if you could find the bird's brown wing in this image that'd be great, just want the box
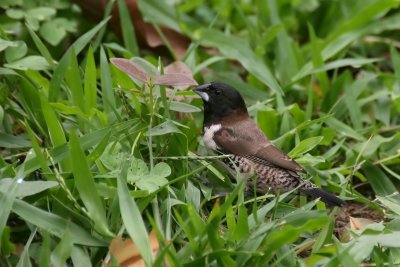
[213,119,304,173]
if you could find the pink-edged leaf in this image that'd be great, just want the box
[110,58,150,83]
[165,61,193,76]
[154,73,198,87]
[164,61,197,89]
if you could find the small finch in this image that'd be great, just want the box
[193,82,344,206]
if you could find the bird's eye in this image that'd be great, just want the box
[215,89,221,95]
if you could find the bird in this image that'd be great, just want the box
[193,82,345,206]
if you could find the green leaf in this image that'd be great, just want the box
[50,103,87,118]
[71,246,93,267]
[0,67,19,75]
[0,177,19,252]
[126,158,170,193]
[5,8,24,19]
[84,46,97,114]
[146,120,183,136]
[100,46,116,113]
[294,2,398,83]
[39,231,50,267]
[135,162,170,193]
[5,41,27,62]
[0,179,58,197]
[22,127,111,176]
[198,29,283,96]
[4,56,49,70]
[117,0,139,55]
[65,48,85,111]
[26,7,56,21]
[117,159,153,265]
[391,45,400,80]
[49,17,110,101]
[39,18,77,46]
[363,162,398,197]
[0,38,18,52]
[26,23,54,68]
[39,20,66,46]
[325,117,366,141]
[128,157,149,180]
[292,58,381,82]
[40,94,67,148]
[138,0,185,32]
[168,101,201,113]
[100,142,126,172]
[12,199,106,246]
[288,136,324,158]
[344,74,376,130]
[69,131,112,237]
[349,232,400,263]
[377,196,400,215]
[233,204,249,241]
[50,228,73,267]
[0,133,31,148]
[72,17,111,55]
[16,228,36,267]
[152,162,171,178]
[268,0,299,84]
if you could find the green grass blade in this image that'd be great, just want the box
[69,131,111,237]
[0,133,30,148]
[40,93,70,170]
[25,122,53,178]
[50,228,73,267]
[71,246,93,267]
[325,117,365,141]
[288,136,324,158]
[93,0,115,51]
[21,127,111,176]
[117,0,139,56]
[39,231,50,267]
[65,47,85,112]
[84,46,97,114]
[49,17,110,101]
[308,23,329,93]
[72,17,111,55]
[268,0,299,84]
[48,49,71,101]
[363,162,398,198]
[198,29,283,96]
[18,77,46,133]
[26,23,54,68]
[16,228,36,267]
[0,177,19,252]
[100,46,116,113]
[117,158,153,265]
[12,199,106,246]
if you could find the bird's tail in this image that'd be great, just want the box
[299,187,345,207]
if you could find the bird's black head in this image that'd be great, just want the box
[193,82,248,125]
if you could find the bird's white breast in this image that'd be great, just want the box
[202,124,222,150]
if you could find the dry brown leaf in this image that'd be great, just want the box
[349,216,377,232]
[154,73,198,87]
[110,58,150,83]
[108,230,159,267]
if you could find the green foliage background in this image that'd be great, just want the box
[1,0,400,266]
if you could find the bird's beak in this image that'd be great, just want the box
[193,83,211,102]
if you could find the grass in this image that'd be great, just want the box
[1,0,400,266]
